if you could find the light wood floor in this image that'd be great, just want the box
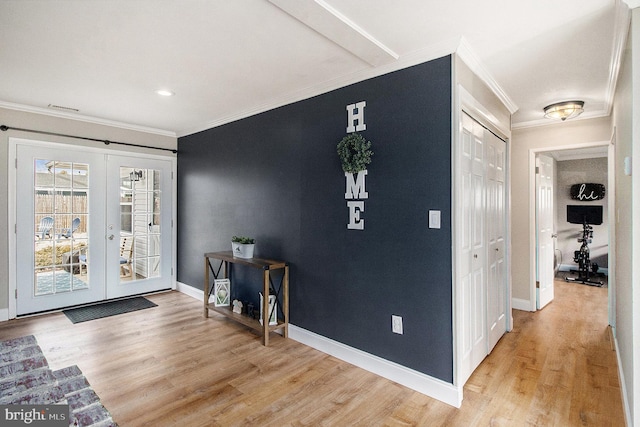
[0,280,624,426]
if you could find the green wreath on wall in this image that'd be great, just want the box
[337,132,373,173]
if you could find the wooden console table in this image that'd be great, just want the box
[204,251,289,346]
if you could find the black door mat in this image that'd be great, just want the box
[63,296,157,324]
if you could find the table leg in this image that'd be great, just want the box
[204,256,210,318]
[263,269,269,346]
[283,265,289,338]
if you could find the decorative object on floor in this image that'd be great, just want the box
[259,292,278,326]
[246,302,255,319]
[570,183,605,201]
[231,236,255,259]
[63,296,157,324]
[214,278,230,307]
[0,335,118,426]
[232,299,243,314]
[543,100,584,121]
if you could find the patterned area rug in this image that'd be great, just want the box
[0,335,117,427]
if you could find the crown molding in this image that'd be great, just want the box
[604,0,632,115]
[455,37,519,115]
[0,100,177,138]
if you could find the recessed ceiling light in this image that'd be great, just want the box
[156,89,175,97]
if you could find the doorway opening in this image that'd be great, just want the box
[530,143,614,326]
[9,138,176,318]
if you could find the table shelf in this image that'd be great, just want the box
[204,251,289,346]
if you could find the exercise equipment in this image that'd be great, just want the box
[564,205,604,287]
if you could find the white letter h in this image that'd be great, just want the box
[346,101,366,133]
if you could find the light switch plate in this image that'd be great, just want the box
[429,210,441,229]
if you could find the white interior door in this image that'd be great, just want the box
[459,112,487,384]
[105,155,173,299]
[486,132,507,352]
[15,141,174,315]
[16,144,107,315]
[536,154,555,309]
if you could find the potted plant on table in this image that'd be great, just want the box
[231,235,255,259]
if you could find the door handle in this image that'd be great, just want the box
[473,254,478,259]
[108,234,114,240]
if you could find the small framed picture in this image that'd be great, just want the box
[259,292,278,326]
[214,279,230,307]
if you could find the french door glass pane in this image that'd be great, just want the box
[34,159,90,296]
[119,167,161,282]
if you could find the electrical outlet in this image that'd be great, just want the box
[392,315,403,334]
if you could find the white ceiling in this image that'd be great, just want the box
[0,0,629,138]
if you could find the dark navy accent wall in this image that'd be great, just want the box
[178,56,453,381]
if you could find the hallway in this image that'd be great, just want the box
[463,279,624,425]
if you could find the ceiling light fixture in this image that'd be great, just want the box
[543,100,584,121]
[155,89,174,97]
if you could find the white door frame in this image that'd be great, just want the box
[527,140,614,325]
[8,137,177,319]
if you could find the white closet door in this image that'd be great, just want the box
[459,112,487,384]
[486,131,507,352]
[458,112,508,384]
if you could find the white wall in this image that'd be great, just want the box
[555,157,609,272]
[612,6,639,424]
[0,107,177,315]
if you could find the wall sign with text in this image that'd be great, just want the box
[339,101,373,230]
[570,183,605,201]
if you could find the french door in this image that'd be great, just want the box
[15,141,173,315]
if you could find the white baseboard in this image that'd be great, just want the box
[176,281,462,408]
[612,331,632,426]
[176,281,207,301]
[288,324,462,408]
[512,297,534,311]
[0,308,8,322]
